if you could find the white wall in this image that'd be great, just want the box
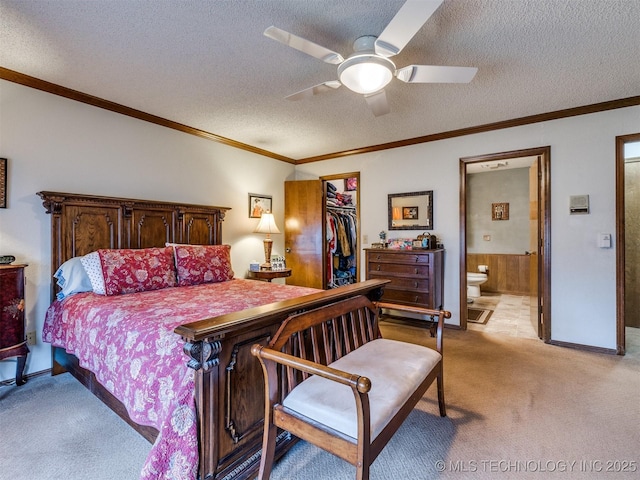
[2,79,637,382]
[0,80,295,381]
[467,168,530,254]
[295,105,640,351]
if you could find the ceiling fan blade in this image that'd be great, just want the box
[396,65,478,83]
[364,89,390,117]
[285,81,342,101]
[375,0,443,57]
[264,26,344,65]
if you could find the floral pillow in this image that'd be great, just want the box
[98,247,177,296]
[173,244,235,287]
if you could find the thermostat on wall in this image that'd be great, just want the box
[569,195,589,214]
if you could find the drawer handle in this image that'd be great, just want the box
[376,255,381,260]
[414,281,418,288]
[414,268,418,274]
[376,265,381,271]
[414,296,419,302]
[414,256,419,263]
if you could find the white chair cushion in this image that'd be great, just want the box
[282,338,441,440]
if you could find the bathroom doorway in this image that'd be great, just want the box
[616,133,640,355]
[460,147,551,341]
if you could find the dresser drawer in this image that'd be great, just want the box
[368,273,430,292]
[381,289,430,306]
[364,248,443,311]
[368,262,430,276]
[367,251,431,265]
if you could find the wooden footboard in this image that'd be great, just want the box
[174,279,388,480]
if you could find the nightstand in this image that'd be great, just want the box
[247,268,292,282]
[0,264,29,386]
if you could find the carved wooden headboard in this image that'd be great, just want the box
[38,191,231,279]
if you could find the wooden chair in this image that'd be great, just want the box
[251,295,450,480]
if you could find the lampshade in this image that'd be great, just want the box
[337,54,395,95]
[254,213,280,270]
[254,213,280,235]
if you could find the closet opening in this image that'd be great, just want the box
[322,173,360,289]
[284,173,360,290]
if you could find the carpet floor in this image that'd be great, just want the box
[0,372,150,480]
[1,326,639,479]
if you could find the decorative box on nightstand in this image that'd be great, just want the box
[0,264,29,386]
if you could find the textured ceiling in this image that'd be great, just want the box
[1,0,639,161]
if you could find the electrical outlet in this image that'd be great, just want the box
[26,331,37,346]
[363,234,368,244]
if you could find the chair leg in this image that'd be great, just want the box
[437,370,446,417]
[356,461,370,480]
[257,418,278,480]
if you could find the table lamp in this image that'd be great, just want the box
[254,212,280,270]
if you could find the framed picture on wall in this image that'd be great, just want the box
[0,158,7,209]
[402,206,418,220]
[492,202,509,220]
[249,193,272,218]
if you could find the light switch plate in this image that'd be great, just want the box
[598,233,611,248]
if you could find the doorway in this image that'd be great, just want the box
[284,172,360,289]
[460,147,551,341]
[616,133,640,355]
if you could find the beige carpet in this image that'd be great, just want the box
[271,324,640,479]
[1,325,639,479]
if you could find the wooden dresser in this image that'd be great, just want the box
[0,264,29,385]
[365,249,444,310]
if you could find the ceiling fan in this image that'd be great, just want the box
[264,0,477,116]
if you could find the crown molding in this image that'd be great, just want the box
[3,67,638,165]
[296,95,640,164]
[0,67,296,165]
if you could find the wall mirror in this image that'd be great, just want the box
[388,191,433,230]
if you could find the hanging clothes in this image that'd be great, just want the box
[326,206,357,288]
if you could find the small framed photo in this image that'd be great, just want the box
[492,202,509,220]
[344,177,358,191]
[0,158,7,209]
[249,193,272,218]
[402,206,418,220]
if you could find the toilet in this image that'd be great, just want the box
[467,265,488,298]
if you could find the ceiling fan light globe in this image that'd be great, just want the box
[338,55,395,95]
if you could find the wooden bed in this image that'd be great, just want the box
[38,191,387,480]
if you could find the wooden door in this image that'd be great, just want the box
[623,142,640,328]
[529,158,540,336]
[284,180,324,288]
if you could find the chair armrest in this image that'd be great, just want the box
[251,344,371,394]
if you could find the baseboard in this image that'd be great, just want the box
[547,339,617,355]
[0,368,51,387]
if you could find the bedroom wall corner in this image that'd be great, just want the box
[294,105,640,351]
[0,79,295,382]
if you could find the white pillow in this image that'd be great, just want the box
[80,251,106,295]
[54,256,93,300]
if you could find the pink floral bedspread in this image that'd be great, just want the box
[42,279,318,480]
